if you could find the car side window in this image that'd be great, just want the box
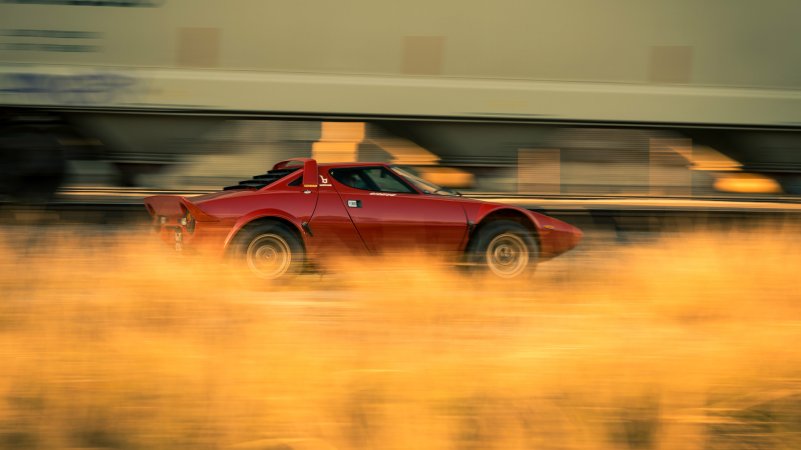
[330,167,415,193]
[362,167,415,193]
[330,168,372,190]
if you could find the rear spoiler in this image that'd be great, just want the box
[143,195,217,222]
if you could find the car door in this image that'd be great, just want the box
[306,179,371,261]
[326,166,468,255]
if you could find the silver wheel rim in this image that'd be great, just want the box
[246,233,292,279]
[486,233,529,278]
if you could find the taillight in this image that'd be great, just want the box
[181,211,196,233]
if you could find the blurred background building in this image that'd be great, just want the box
[1,0,800,203]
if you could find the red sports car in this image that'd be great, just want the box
[145,158,582,279]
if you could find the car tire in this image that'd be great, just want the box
[467,220,538,279]
[233,222,305,280]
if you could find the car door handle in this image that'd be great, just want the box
[347,200,361,208]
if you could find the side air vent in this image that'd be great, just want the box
[223,168,299,191]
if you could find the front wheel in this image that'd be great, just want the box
[467,220,538,279]
[233,222,305,280]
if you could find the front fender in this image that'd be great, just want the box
[465,203,581,259]
[525,210,583,259]
[470,204,543,228]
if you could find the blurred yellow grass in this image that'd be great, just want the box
[1,225,801,449]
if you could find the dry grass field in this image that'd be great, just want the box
[1,224,801,449]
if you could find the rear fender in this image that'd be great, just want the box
[223,209,306,250]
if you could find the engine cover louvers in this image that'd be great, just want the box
[223,168,298,191]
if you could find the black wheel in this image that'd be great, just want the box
[232,222,305,280]
[467,220,538,278]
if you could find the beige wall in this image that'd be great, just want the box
[2,1,800,125]
[3,0,801,89]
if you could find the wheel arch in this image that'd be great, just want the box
[224,213,306,254]
[469,208,540,253]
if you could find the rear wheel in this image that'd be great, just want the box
[233,222,305,280]
[468,220,538,278]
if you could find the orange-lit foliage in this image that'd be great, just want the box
[1,224,800,449]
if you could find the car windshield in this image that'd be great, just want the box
[390,166,461,196]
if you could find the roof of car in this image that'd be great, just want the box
[273,159,394,170]
[224,161,400,191]
[316,162,390,168]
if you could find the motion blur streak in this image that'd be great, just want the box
[1,225,801,450]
